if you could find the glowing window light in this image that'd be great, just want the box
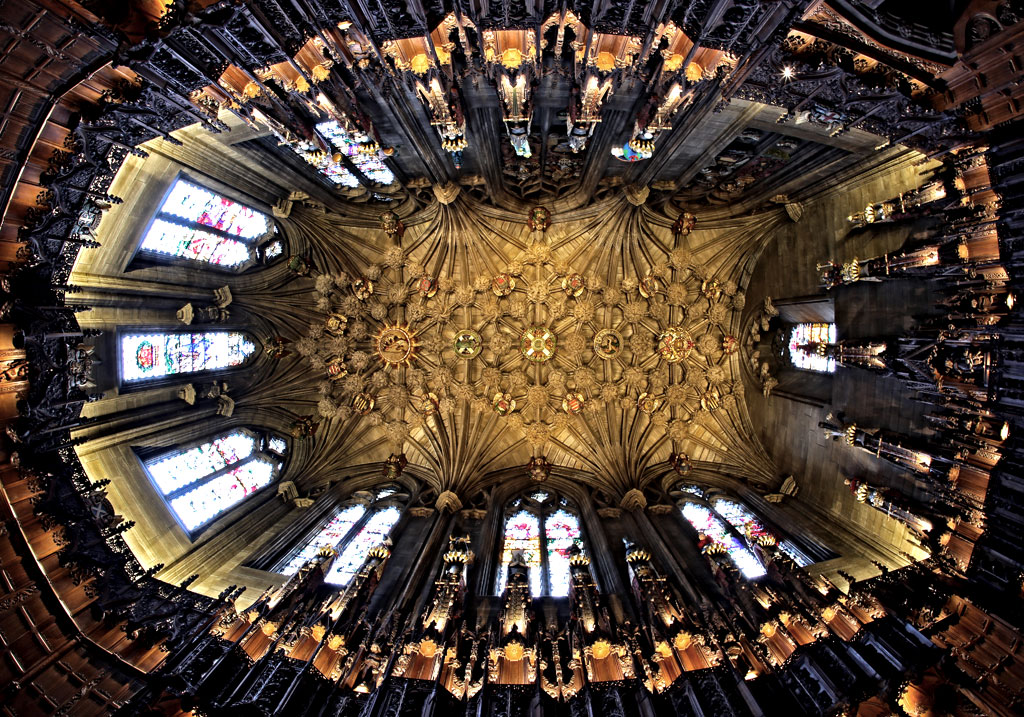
[712,498,774,543]
[326,507,400,586]
[160,178,270,239]
[281,504,366,576]
[147,430,256,495]
[545,510,582,598]
[495,510,542,596]
[120,331,256,383]
[141,219,252,267]
[788,322,836,373]
[316,120,395,185]
[267,436,287,455]
[681,502,766,579]
[138,178,270,267]
[168,457,276,532]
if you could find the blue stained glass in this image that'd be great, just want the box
[681,502,766,580]
[495,510,542,596]
[326,506,400,586]
[169,457,276,531]
[788,322,836,373]
[545,509,581,598]
[147,430,256,494]
[281,504,366,576]
[120,332,255,383]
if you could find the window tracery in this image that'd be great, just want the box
[120,331,256,383]
[326,506,401,586]
[495,494,583,597]
[142,429,285,534]
[137,177,276,269]
[680,502,767,580]
[280,504,366,577]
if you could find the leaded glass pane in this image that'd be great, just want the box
[161,179,270,240]
[139,219,252,267]
[777,540,813,567]
[545,510,581,598]
[495,510,542,596]
[147,431,256,495]
[286,131,360,187]
[267,436,287,455]
[121,332,256,382]
[326,506,400,586]
[169,457,276,531]
[788,322,836,373]
[712,499,776,548]
[281,504,366,576]
[317,121,396,185]
[681,502,766,580]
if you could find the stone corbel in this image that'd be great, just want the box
[176,303,194,325]
[277,481,299,503]
[177,384,196,405]
[214,286,232,307]
[216,395,235,417]
[272,198,293,218]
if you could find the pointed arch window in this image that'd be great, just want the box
[142,428,286,535]
[120,330,256,383]
[495,494,583,597]
[711,498,813,568]
[137,177,277,269]
[272,487,406,587]
[681,502,767,580]
[280,504,366,577]
[326,506,401,586]
[788,322,836,373]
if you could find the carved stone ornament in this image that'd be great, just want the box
[624,183,649,206]
[435,490,463,513]
[432,182,461,204]
[620,488,647,511]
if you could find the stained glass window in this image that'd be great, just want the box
[143,429,284,534]
[788,322,836,373]
[326,506,401,586]
[285,133,361,188]
[267,436,287,455]
[170,458,275,532]
[147,430,256,494]
[545,510,582,598]
[711,498,813,567]
[120,331,256,383]
[281,504,366,576]
[495,501,585,597]
[681,502,766,580]
[316,121,396,186]
[496,510,542,596]
[138,178,272,268]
